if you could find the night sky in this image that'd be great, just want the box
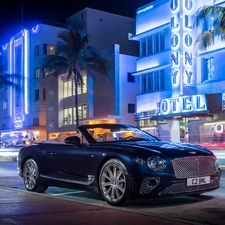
[0,0,154,45]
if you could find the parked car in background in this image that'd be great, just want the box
[17,123,222,206]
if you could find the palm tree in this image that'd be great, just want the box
[194,5,225,51]
[44,26,110,129]
[0,65,22,146]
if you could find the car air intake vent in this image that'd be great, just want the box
[172,156,216,178]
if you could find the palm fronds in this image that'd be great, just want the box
[43,26,111,129]
[194,5,225,51]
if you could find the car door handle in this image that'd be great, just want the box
[49,152,56,157]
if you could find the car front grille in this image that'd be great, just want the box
[172,156,216,178]
[159,177,220,195]
[139,156,218,195]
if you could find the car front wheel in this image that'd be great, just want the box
[99,159,130,206]
[23,158,48,193]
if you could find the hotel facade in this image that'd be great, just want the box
[132,0,225,143]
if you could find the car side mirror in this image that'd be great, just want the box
[65,136,81,145]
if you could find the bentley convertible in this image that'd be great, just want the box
[17,123,222,206]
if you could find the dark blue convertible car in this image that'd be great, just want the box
[17,123,222,206]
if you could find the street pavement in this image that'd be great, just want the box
[0,186,193,225]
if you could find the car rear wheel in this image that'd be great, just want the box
[99,159,130,206]
[23,159,48,193]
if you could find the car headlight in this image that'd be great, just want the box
[147,157,166,171]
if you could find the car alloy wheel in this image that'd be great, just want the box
[23,159,48,192]
[99,159,130,206]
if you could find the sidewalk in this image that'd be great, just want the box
[0,186,193,225]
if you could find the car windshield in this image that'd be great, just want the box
[78,124,159,143]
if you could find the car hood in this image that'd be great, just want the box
[116,141,214,158]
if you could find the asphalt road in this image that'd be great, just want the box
[0,161,224,225]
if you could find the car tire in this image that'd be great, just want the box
[99,159,130,206]
[23,158,48,193]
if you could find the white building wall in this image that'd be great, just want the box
[119,54,139,125]
[136,0,170,35]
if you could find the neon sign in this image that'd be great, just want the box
[170,0,181,95]
[13,114,24,128]
[158,94,207,115]
[170,0,195,96]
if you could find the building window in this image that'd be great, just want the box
[16,93,21,107]
[43,88,46,100]
[141,69,165,93]
[141,31,165,57]
[63,80,73,98]
[35,68,40,79]
[203,57,214,82]
[127,72,135,83]
[63,76,87,98]
[43,44,55,55]
[63,108,73,125]
[63,104,87,125]
[35,45,39,57]
[44,67,55,77]
[78,75,87,94]
[33,118,39,126]
[128,103,135,113]
[128,33,133,40]
[34,89,39,101]
[3,99,7,110]
[141,38,146,56]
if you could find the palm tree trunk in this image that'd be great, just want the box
[74,72,79,130]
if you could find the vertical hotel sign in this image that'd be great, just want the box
[170,0,195,97]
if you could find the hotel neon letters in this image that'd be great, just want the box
[170,0,194,96]
[158,94,207,115]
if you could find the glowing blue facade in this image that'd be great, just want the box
[1,30,29,127]
[133,0,225,143]
[0,24,65,142]
[0,8,140,143]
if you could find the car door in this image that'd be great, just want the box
[45,143,95,184]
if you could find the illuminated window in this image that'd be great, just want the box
[35,45,39,57]
[35,68,40,79]
[3,99,7,110]
[63,76,87,98]
[63,104,87,125]
[78,75,87,94]
[141,69,165,93]
[43,44,55,55]
[63,108,73,125]
[44,68,55,76]
[203,57,214,82]
[63,80,73,97]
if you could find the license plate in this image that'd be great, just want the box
[187,176,210,186]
